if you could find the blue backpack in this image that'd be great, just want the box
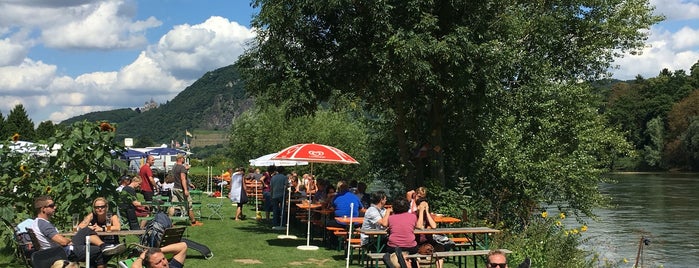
[139,212,172,247]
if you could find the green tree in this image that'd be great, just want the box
[683,117,699,170]
[0,111,5,140]
[134,135,156,148]
[643,116,664,168]
[239,0,661,189]
[5,104,35,142]
[238,0,659,226]
[228,105,369,179]
[35,120,57,142]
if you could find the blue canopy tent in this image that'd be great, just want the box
[117,149,148,160]
[146,147,187,156]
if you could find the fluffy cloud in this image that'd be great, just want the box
[611,1,699,80]
[148,16,255,80]
[0,1,254,123]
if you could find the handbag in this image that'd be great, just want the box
[432,234,455,251]
[417,242,434,255]
[239,188,249,204]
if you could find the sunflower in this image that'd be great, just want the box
[99,122,115,132]
[12,133,20,142]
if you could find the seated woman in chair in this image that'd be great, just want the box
[79,197,121,244]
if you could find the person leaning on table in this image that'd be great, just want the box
[131,242,188,268]
[487,249,508,268]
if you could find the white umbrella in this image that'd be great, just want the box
[249,153,309,167]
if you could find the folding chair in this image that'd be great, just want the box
[118,257,138,268]
[31,246,69,268]
[206,196,225,220]
[1,218,33,267]
[190,190,204,220]
[158,226,187,248]
[26,229,69,268]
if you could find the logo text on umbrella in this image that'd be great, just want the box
[308,151,325,158]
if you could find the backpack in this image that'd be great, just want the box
[139,212,172,247]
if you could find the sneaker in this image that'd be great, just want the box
[101,243,126,256]
[191,221,204,226]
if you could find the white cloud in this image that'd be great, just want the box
[0,0,258,123]
[148,16,255,79]
[651,0,699,20]
[0,59,56,91]
[41,1,161,49]
[0,38,27,66]
[611,1,699,80]
[0,0,161,50]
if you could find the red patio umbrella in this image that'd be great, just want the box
[271,143,359,164]
[271,143,358,251]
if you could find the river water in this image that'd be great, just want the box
[574,173,699,267]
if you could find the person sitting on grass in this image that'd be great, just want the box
[131,242,188,268]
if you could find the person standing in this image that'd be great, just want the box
[261,166,274,221]
[171,154,203,226]
[270,166,287,226]
[139,155,157,201]
[228,167,248,221]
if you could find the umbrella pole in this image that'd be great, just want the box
[345,203,354,268]
[277,187,297,239]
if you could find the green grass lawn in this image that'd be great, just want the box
[1,196,485,267]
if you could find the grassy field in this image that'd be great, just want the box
[1,196,485,267]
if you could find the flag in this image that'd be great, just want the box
[185,130,193,137]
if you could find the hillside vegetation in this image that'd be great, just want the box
[60,65,252,146]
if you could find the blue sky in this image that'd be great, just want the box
[1,0,699,124]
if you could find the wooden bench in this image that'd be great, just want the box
[366,249,512,268]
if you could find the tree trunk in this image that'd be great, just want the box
[429,92,446,187]
[393,103,415,189]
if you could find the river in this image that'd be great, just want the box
[575,173,699,267]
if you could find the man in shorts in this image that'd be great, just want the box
[170,154,203,226]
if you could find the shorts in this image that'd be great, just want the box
[171,189,192,210]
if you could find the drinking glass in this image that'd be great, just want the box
[72,214,80,232]
[105,213,112,232]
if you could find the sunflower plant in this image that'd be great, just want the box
[0,121,126,229]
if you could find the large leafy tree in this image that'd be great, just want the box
[228,105,369,179]
[238,0,660,224]
[35,120,57,142]
[0,112,6,140]
[5,104,35,142]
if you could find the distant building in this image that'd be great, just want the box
[143,98,158,111]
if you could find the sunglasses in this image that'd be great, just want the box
[488,263,507,268]
[94,205,107,210]
[45,203,56,208]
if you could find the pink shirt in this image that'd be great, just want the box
[387,212,417,248]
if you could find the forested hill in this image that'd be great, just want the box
[60,65,253,144]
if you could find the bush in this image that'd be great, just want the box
[492,211,592,267]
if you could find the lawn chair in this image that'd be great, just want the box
[190,189,204,220]
[1,217,33,267]
[31,246,69,268]
[158,226,187,247]
[26,228,70,268]
[206,195,225,220]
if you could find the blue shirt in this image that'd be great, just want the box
[333,190,363,218]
